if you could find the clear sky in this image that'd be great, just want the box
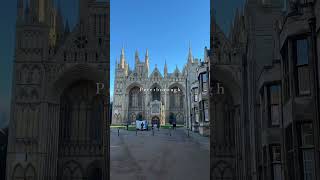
[110,0,210,99]
[0,1,17,128]
[0,0,244,127]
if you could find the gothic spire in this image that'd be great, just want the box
[145,49,149,67]
[175,65,180,72]
[188,43,193,63]
[135,50,139,63]
[164,60,168,77]
[120,48,125,69]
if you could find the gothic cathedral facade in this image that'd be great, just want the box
[112,48,200,126]
[6,0,110,179]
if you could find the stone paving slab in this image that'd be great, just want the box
[110,128,210,180]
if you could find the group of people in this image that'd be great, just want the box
[151,122,160,130]
[126,120,177,131]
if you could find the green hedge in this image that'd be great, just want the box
[110,124,183,131]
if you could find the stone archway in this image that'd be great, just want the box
[61,161,84,180]
[12,164,37,180]
[212,161,234,180]
[12,164,24,180]
[128,86,143,108]
[151,116,160,125]
[87,161,103,180]
[25,164,36,180]
[59,80,103,144]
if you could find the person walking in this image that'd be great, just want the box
[141,122,144,131]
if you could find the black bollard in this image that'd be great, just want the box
[136,129,137,136]
[118,128,120,136]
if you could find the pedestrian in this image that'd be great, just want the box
[141,122,144,131]
[173,121,176,130]
[157,122,160,131]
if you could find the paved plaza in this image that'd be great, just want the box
[110,128,209,180]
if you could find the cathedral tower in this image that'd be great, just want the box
[7,1,110,180]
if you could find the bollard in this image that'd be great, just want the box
[118,128,120,136]
[136,129,137,136]
[188,128,190,137]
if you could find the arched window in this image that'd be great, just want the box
[169,86,184,109]
[152,87,161,101]
[129,87,143,108]
[59,80,102,144]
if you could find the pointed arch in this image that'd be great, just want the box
[150,83,162,101]
[62,161,84,180]
[128,86,143,108]
[212,161,234,180]
[25,164,36,180]
[168,83,184,110]
[12,164,24,180]
[31,65,41,83]
[87,160,103,180]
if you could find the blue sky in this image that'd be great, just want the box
[0,1,17,128]
[110,0,210,99]
[0,0,244,127]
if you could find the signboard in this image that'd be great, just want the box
[136,120,148,130]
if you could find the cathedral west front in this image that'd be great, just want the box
[6,0,110,179]
[112,47,200,126]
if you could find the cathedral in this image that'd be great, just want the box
[112,48,199,126]
[7,0,110,179]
